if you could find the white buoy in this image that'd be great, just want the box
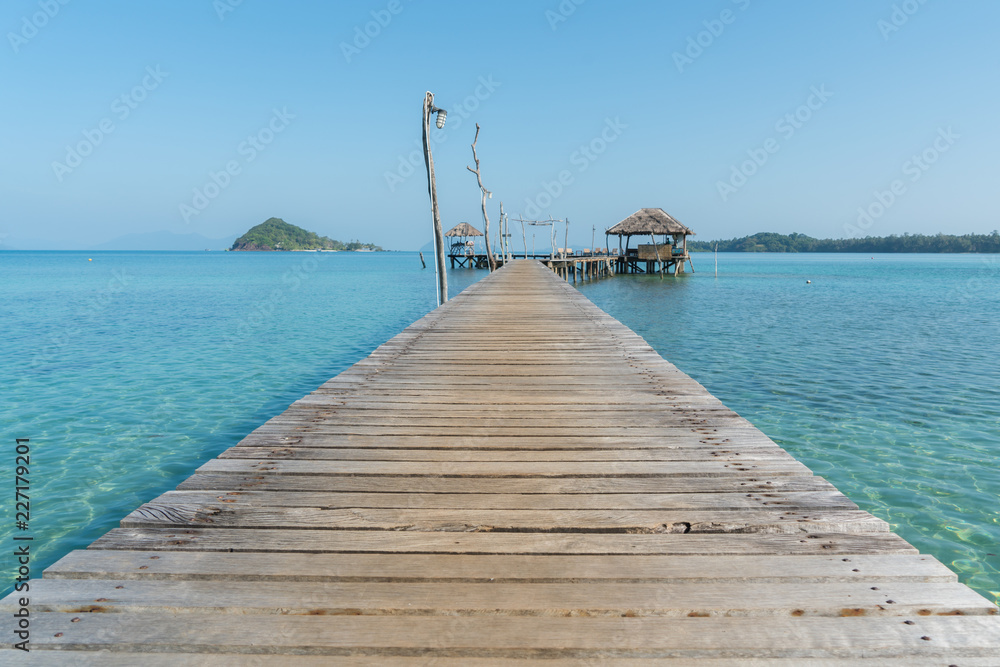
[806,280,811,284]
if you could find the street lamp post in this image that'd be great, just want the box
[422,91,448,306]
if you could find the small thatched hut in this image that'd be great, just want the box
[445,222,484,239]
[606,208,695,275]
[445,222,484,265]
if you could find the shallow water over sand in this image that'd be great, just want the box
[2,251,997,603]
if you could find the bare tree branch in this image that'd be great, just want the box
[466,123,496,272]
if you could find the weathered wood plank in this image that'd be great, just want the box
[176,472,836,494]
[140,490,859,511]
[44,551,958,584]
[194,458,814,477]
[10,613,1000,657]
[260,417,754,429]
[249,425,759,437]
[221,446,796,462]
[12,579,996,618]
[121,504,888,534]
[6,654,1000,667]
[229,433,777,449]
[89,528,917,555]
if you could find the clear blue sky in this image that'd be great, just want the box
[2,0,998,250]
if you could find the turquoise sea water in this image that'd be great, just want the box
[579,253,1000,603]
[1,251,998,604]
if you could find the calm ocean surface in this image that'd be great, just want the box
[2,251,997,603]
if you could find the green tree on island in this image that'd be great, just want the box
[688,231,1000,253]
[230,218,382,251]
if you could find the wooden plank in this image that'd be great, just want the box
[248,425,758,437]
[140,490,860,511]
[13,579,996,618]
[120,504,888,534]
[10,613,1000,657]
[44,551,959,584]
[176,473,837,494]
[274,405,743,417]
[259,416,754,428]
[18,654,1000,667]
[229,434,779,449]
[194,458,814,477]
[220,446,796,462]
[292,400,730,410]
[89,528,918,555]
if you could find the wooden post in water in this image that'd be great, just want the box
[419,252,426,269]
[649,232,664,275]
[421,92,448,304]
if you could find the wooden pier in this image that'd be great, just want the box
[545,255,616,283]
[453,252,688,279]
[4,260,998,662]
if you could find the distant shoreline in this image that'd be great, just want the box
[690,249,1000,254]
[688,231,1000,253]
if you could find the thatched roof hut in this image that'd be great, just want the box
[445,222,483,259]
[605,209,695,273]
[445,222,484,237]
[605,208,694,237]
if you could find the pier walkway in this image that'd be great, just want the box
[4,260,999,663]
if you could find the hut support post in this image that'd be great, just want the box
[422,91,448,304]
[649,233,664,275]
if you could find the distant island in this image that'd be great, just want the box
[230,218,382,252]
[688,231,1000,253]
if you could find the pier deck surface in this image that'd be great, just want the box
[4,260,999,663]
